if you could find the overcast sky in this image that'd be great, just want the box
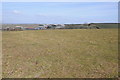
[2,2,118,24]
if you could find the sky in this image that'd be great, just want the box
[2,2,118,24]
[2,0,119,2]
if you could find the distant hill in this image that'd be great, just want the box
[64,23,118,29]
[2,23,119,29]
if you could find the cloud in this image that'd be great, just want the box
[12,10,21,14]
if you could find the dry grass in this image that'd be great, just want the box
[2,29,118,78]
[0,31,2,79]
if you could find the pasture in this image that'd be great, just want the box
[2,29,118,78]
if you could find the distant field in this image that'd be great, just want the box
[2,29,118,78]
[94,23,118,28]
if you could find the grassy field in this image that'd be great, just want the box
[2,29,118,78]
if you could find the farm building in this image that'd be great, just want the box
[5,27,10,31]
[55,24,65,29]
[2,27,12,31]
[46,24,65,29]
[25,27,35,30]
[37,24,48,29]
[14,26,24,31]
[35,27,44,30]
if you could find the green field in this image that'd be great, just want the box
[2,29,118,78]
[94,23,118,28]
